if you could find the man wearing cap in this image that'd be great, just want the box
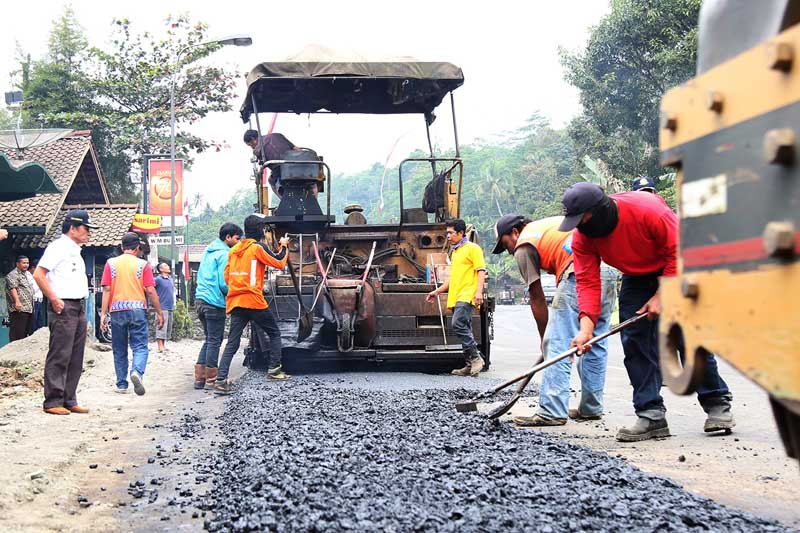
[426,218,487,376]
[5,255,35,342]
[632,176,657,194]
[100,232,164,396]
[33,209,97,415]
[492,214,617,426]
[560,182,734,442]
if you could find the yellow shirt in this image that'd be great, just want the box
[447,241,486,308]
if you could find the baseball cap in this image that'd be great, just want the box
[492,214,525,254]
[121,232,144,248]
[558,182,605,232]
[65,209,99,229]
[632,176,656,192]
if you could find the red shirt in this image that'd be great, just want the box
[573,191,678,324]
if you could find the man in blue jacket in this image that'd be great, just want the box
[193,222,243,389]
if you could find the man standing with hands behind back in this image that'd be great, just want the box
[33,209,97,415]
[426,219,487,377]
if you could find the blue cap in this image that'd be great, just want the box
[632,176,656,192]
[558,182,605,231]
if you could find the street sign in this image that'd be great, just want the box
[149,235,184,245]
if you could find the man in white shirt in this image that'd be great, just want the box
[33,209,97,415]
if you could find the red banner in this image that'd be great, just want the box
[148,159,183,216]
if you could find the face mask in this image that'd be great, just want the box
[577,196,619,238]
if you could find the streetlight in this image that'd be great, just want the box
[169,34,252,299]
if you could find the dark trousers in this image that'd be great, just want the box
[619,274,731,420]
[217,306,282,380]
[9,311,32,341]
[43,300,87,409]
[451,301,478,361]
[196,299,226,369]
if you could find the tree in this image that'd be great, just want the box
[17,11,239,202]
[560,0,701,185]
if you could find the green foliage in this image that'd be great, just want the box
[560,0,701,187]
[171,299,193,340]
[15,9,238,202]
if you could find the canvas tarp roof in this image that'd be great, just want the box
[240,46,464,120]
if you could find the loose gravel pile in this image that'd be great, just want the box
[200,373,789,532]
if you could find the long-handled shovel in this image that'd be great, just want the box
[429,255,447,346]
[455,313,647,418]
[286,250,313,343]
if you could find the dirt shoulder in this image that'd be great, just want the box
[0,331,242,532]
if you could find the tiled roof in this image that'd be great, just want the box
[0,132,93,228]
[17,204,138,249]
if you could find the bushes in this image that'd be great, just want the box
[171,300,194,340]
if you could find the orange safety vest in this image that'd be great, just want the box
[514,216,574,284]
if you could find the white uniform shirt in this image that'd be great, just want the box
[38,234,89,299]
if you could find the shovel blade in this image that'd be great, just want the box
[455,400,479,413]
[487,392,522,419]
[296,312,313,343]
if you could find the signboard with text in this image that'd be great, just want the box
[147,159,183,216]
[149,235,184,245]
[131,213,162,234]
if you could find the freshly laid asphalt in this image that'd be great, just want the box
[196,372,789,533]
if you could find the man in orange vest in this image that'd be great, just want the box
[492,214,617,426]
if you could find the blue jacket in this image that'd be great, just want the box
[194,239,231,309]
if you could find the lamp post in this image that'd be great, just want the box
[169,34,252,294]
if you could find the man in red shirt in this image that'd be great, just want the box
[560,183,734,442]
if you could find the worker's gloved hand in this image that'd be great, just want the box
[636,292,661,320]
[279,236,290,248]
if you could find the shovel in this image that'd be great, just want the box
[286,254,313,343]
[455,313,647,418]
[310,242,336,312]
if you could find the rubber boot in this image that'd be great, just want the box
[704,403,736,433]
[205,367,218,388]
[616,417,670,442]
[194,364,206,390]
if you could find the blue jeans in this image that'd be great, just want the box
[110,309,149,389]
[196,300,226,369]
[619,273,731,421]
[538,268,618,420]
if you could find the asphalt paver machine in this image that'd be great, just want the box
[658,0,800,463]
[239,50,493,368]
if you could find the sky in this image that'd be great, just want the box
[0,0,610,209]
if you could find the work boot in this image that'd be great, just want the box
[704,403,736,433]
[616,417,670,442]
[569,409,602,421]
[451,364,471,376]
[205,367,218,387]
[513,414,566,427]
[213,380,233,395]
[267,366,290,381]
[194,364,206,390]
[468,355,485,376]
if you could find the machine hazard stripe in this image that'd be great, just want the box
[683,232,800,269]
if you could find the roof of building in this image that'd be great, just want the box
[14,204,139,249]
[0,130,110,231]
[0,131,136,250]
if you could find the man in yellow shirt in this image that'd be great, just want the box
[426,219,487,376]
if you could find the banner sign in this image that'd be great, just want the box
[147,159,183,216]
[131,213,162,234]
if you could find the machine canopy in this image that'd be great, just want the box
[240,46,464,121]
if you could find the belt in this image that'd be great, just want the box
[61,298,84,302]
